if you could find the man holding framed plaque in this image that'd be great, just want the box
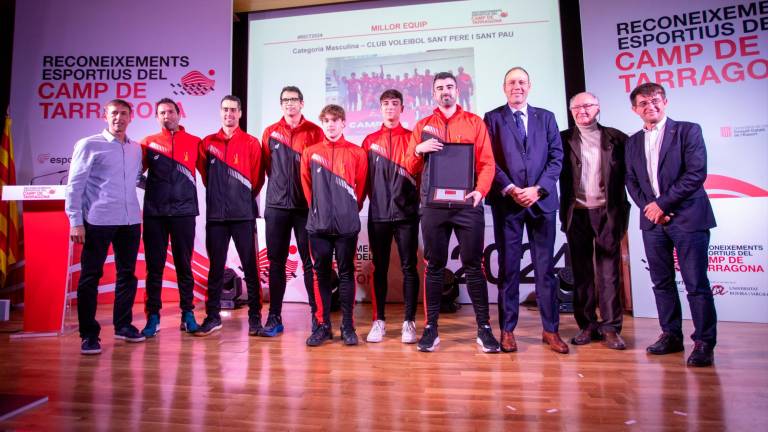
[406,72,499,353]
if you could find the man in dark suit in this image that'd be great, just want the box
[625,82,717,367]
[484,67,567,354]
[559,92,629,350]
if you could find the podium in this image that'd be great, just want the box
[2,185,69,336]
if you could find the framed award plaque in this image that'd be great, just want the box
[426,142,474,208]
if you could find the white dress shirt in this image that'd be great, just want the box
[502,104,529,194]
[643,116,667,197]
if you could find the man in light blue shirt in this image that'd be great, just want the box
[65,99,145,355]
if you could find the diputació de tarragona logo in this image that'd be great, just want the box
[471,9,507,25]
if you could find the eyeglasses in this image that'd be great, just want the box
[635,97,664,109]
[570,103,598,111]
[281,97,301,104]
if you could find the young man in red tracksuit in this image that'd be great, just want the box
[406,72,500,353]
[362,89,420,344]
[196,95,265,336]
[139,98,201,337]
[301,104,367,346]
[260,86,324,337]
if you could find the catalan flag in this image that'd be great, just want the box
[0,112,21,288]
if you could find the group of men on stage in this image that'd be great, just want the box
[65,67,718,367]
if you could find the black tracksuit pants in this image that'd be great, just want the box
[264,207,315,317]
[309,233,358,329]
[205,220,262,320]
[368,219,419,322]
[143,215,196,316]
[421,205,490,328]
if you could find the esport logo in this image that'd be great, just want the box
[37,153,72,165]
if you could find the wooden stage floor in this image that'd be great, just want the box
[0,303,766,431]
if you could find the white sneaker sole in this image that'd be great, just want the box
[115,335,146,343]
[80,348,101,355]
[142,328,160,338]
[476,337,501,353]
[418,336,440,352]
[194,324,223,337]
[366,332,384,343]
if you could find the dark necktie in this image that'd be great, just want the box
[513,110,527,141]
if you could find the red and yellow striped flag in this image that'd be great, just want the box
[0,113,21,288]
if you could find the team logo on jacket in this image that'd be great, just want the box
[423,125,442,139]
[234,153,239,165]
[311,153,331,170]
[270,131,288,145]
[170,70,216,96]
[149,142,169,153]
[370,143,388,157]
[208,146,224,159]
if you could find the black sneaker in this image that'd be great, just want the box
[81,336,102,355]
[261,314,284,337]
[114,325,146,343]
[248,315,263,336]
[311,315,319,333]
[417,324,440,352]
[341,326,359,346]
[646,332,684,355]
[687,341,714,367]
[476,325,501,353]
[306,323,333,347]
[195,316,223,337]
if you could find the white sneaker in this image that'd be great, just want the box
[366,320,386,343]
[401,320,417,344]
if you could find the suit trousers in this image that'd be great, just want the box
[143,215,196,316]
[566,207,623,333]
[77,222,141,339]
[642,224,717,346]
[492,203,559,333]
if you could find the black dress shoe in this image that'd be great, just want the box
[687,341,714,367]
[646,332,684,355]
[570,326,602,345]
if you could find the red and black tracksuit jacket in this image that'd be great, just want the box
[197,127,264,221]
[301,136,367,235]
[362,123,419,222]
[141,126,201,217]
[261,116,324,209]
[406,105,496,205]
